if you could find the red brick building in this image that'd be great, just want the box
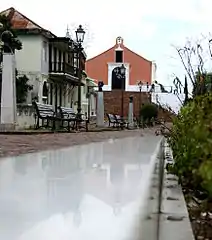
[85,37,157,117]
[86,37,156,91]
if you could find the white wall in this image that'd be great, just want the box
[40,36,49,75]
[15,35,43,73]
[15,35,50,103]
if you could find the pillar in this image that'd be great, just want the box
[96,81,105,127]
[96,91,104,127]
[128,96,134,129]
[0,53,17,130]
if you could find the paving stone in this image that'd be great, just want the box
[0,128,156,158]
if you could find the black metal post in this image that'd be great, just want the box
[120,75,125,130]
[77,45,82,120]
[87,84,90,123]
[139,86,142,127]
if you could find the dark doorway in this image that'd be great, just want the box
[42,81,48,97]
[111,67,125,90]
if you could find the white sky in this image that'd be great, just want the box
[1,0,212,85]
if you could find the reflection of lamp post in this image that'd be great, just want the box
[137,81,143,127]
[119,64,126,130]
[75,25,85,120]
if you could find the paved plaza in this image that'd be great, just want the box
[0,128,157,158]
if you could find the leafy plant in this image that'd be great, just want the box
[168,93,212,196]
[0,14,22,52]
[16,72,33,103]
[140,103,158,125]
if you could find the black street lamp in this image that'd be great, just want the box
[119,64,126,130]
[75,25,85,120]
[137,80,143,127]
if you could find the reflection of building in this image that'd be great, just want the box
[84,162,142,214]
[42,150,84,217]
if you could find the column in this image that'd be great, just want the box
[0,53,17,130]
[128,96,134,129]
[96,81,105,127]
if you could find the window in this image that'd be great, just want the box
[115,51,123,63]
[43,41,48,62]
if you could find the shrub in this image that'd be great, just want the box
[168,93,212,197]
[140,103,158,124]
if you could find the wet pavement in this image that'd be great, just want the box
[0,134,161,240]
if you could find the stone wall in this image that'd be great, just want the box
[103,90,151,118]
[16,104,35,129]
[103,90,174,122]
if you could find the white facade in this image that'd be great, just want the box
[14,34,94,114]
[15,35,49,103]
[103,62,157,92]
[15,35,45,73]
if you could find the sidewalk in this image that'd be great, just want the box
[0,128,157,158]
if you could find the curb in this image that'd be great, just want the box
[159,140,194,240]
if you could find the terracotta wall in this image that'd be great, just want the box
[86,39,152,86]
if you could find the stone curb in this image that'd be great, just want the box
[159,140,194,240]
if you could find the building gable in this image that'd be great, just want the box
[86,37,153,88]
[1,7,43,30]
[0,7,55,38]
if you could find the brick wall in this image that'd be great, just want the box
[103,90,174,122]
[103,90,151,118]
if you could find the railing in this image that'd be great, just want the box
[49,62,78,77]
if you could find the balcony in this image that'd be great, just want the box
[49,62,78,78]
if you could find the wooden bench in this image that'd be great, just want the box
[58,106,88,132]
[33,102,57,130]
[114,114,129,128]
[106,113,118,127]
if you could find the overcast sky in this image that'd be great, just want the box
[1,0,212,85]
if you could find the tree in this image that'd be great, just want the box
[173,37,212,98]
[154,81,169,93]
[0,14,22,52]
[15,71,33,104]
[140,103,158,125]
[0,14,31,104]
[184,76,189,104]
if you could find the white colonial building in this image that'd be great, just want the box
[0,7,97,128]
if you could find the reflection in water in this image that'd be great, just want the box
[73,209,82,228]
[0,136,160,240]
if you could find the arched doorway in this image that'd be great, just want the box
[111,67,125,90]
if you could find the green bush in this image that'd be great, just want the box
[168,93,212,196]
[140,103,158,124]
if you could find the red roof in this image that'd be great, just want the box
[0,7,44,30]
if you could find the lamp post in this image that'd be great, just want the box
[119,64,126,130]
[75,25,85,120]
[86,78,90,123]
[137,80,143,127]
